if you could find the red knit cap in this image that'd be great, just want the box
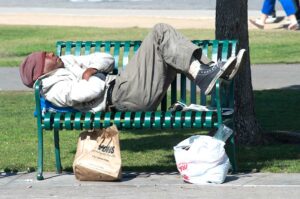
[19,52,46,88]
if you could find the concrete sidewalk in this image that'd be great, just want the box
[1,171,299,199]
[1,64,300,91]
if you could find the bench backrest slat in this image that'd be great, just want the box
[180,75,187,104]
[113,41,121,74]
[75,41,81,56]
[65,41,72,55]
[190,81,196,104]
[85,41,92,55]
[171,77,177,105]
[123,41,131,69]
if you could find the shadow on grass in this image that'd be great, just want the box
[254,88,300,133]
[120,129,211,152]
[237,143,300,172]
[242,87,300,172]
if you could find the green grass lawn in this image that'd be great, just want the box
[0,25,300,66]
[1,25,299,174]
[0,91,299,173]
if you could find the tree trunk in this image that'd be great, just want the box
[215,0,262,145]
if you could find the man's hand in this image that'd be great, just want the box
[82,68,97,81]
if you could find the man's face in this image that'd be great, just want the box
[43,52,64,74]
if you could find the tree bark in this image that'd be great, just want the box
[215,0,262,145]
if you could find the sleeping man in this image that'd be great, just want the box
[20,23,245,113]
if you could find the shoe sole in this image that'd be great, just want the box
[204,56,236,95]
[227,49,246,80]
[249,19,264,29]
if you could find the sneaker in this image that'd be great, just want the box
[221,49,246,80]
[249,19,264,29]
[265,16,277,24]
[195,56,237,95]
[265,12,277,24]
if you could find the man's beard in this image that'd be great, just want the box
[56,58,65,68]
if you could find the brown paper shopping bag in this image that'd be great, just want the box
[73,125,122,181]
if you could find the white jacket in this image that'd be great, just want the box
[39,53,116,113]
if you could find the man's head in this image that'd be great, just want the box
[19,52,64,88]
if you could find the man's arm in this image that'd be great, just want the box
[87,52,115,73]
[61,52,115,74]
[43,76,105,107]
[82,68,98,80]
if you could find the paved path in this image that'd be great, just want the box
[1,172,300,199]
[251,64,300,90]
[1,64,299,91]
[0,7,289,29]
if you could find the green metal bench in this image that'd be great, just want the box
[34,40,238,180]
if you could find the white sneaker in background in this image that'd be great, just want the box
[265,15,277,23]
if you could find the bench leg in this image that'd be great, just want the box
[54,129,62,174]
[37,126,44,180]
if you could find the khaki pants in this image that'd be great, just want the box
[111,23,211,111]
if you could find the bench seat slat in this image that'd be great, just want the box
[94,112,102,129]
[84,112,92,129]
[184,112,192,128]
[44,112,52,130]
[74,112,82,130]
[154,112,161,129]
[144,112,153,128]
[54,113,62,130]
[64,112,73,130]
[123,112,132,128]
[113,112,122,128]
[163,112,172,128]
[133,112,142,128]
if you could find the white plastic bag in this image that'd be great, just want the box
[174,135,231,184]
